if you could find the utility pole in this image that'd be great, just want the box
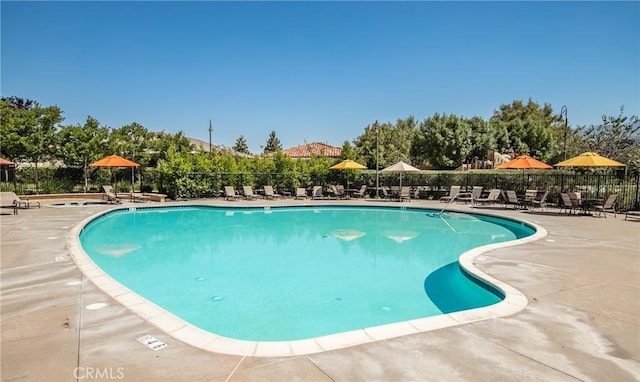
[208,119,213,157]
[560,106,568,160]
[375,124,379,198]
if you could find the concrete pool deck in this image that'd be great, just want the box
[1,198,639,381]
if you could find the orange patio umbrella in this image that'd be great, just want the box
[89,154,140,168]
[497,155,552,189]
[496,155,552,170]
[90,154,140,192]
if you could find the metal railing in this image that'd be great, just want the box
[3,167,639,211]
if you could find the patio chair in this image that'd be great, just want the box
[504,190,524,209]
[102,185,120,204]
[593,194,617,218]
[352,185,367,198]
[458,186,483,205]
[312,186,324,200]
[242,186,257,200]
[0,191,18,215]
[224,186,242,201]
[263,185,282,199]
[559,193,579,214]
[568,192,584,213]
[295,188,308,199]
[523,189,538,208]
[399,186,411,202]
[531,190,549,210]
[475,189,501,206]
[440,185,461,203]
[334,185,347,199]
[379,187,390,200]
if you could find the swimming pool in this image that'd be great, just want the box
[70,204,544,356]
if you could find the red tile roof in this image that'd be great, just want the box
[282,142,342,158]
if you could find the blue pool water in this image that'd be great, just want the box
[79,206,535,341]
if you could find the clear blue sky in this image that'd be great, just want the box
[2,1,638,153]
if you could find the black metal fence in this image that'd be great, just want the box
[2,167,639,211]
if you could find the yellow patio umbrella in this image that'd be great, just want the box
[330,159,367,189]
[554,152,625,168]
[329,159,367,170]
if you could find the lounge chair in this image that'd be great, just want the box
[263,185,282,199]
[0,191,18,214]
[14,192,40,209]
[312,186,324,200]
[458,186,483,205]
[559,193,579,214]
[102,185,120,204]
[295,188,308,199]
[475,189,501,206]
[531,190,549,210]
[504,190,524,209]
[224,186,242,201]
[568,192,584,213]
[242,186,257,200]
[353,185,367,198]
[523,189,538,208]
[593,194,617,218]
[131,192,151,203]
[330,185,346,199]
[440,185,461,203]
[625,210,640,221]
[379,187,390,200]
[398,186,411,202]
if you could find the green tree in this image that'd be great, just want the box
[467,116,494,161]
[353,117,416,169]
[56,116,109,191]
[411,114,472,168]
[0,97,63,191]
[148,131,194,166]
[233,135,251,154]
[340,140,356,160]
[489,99,555,161]
[578,106,640,172]
[263,131,282,153]
[108,122,153,165]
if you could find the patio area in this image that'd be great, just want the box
[1,198,639,381]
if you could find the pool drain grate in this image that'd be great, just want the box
[137,335,168,351]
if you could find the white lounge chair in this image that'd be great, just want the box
[102,185,120,204]
[475,189,501,206]
[295,188,308,199]
[224,186,242,201]
[263,185,283,199]
[0,191,18,214]
[440,186,461,203]
[312,186,324,200]
[242,186,257,200]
